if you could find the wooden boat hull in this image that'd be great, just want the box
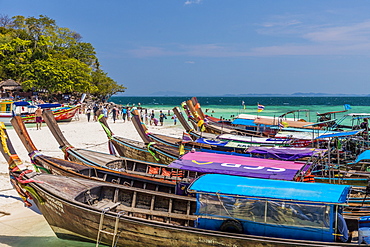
[25,174,358,247]
[109,136,176,164]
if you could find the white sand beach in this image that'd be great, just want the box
[0,112,183,247]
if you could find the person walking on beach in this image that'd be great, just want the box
[122,107,127,122]
[127,108,131,121]
[112,106,118,123]
[102,107,108,118]
[159,110,167,126]
[150,110,155,125]
[144,109,149,125]
[86,107,92,122]
[172,114,177,125]
[153,117,159,126]
[93,104,99,121]
[35,107,43,130]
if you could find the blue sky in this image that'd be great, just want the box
[3,0,370,96]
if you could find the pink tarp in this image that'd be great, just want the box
[169,152,308,181]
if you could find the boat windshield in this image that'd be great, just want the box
[197,194,330,229]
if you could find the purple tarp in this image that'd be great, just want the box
[169,152,308,181]
[246,147,327,161]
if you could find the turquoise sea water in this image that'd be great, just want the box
[109,96,370,126]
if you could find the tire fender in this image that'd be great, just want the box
[219,219,244,234]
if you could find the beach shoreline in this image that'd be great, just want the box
[0,112,183,247]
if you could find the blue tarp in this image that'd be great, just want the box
[37,103,62,109]
[350,150,370,164]
[231,118,257,126]
[13,101,31,106]
[189,174,351,204]
[195,138,228,147]
[315,130,363,139]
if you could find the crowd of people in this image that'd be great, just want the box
[82,102,176,126]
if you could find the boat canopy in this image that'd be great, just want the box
[189,174,351,204]
[13,101,31,106]
[349,150,370,164]
[302,119,337,127]
[231,118,257,126]
[169,152,308,180]
[315,129,363,139]
[317,110,347,116]
[37,103,62,109]
[218,134,288,143]
[246,146,327,161]
[195,138,228,147]
[346,113,370,117]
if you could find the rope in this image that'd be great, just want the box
[23,186,44,204]
[147,142,160,161]
[8,154,22,170]
[29,150,43,160]
[108,140,117,155]
[216,192,237,220]
[61,146,74,160]
[28,151,50,173]
[84,141,108,148]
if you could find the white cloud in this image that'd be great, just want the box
[303,21,370,43]
[184,0,203,5]
[185,61,195,64]
[126,46,172,57]
[126,20,370,58]
[261,20,302,28]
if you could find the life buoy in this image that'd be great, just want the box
[219,220,243,234]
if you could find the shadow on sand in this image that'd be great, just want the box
[0,235,97,247]
[0,193,42,214]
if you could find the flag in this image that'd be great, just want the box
[182,132,192,143]
[257,104,265,112]
[344,104,352,110]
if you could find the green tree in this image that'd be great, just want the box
[21,57,92,93]
[0,14,126,99]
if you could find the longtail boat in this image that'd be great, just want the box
[41,110,191,183]
[0,101,80,125]
[184,97,276,136]
[5,162,368,246]
[97,111,178,164]
[1,120,370,244]
[131,110,258,156]
[174,107,327,161]
[20,103,81,123]
[132,109,314,156]
[10,115,179,193]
